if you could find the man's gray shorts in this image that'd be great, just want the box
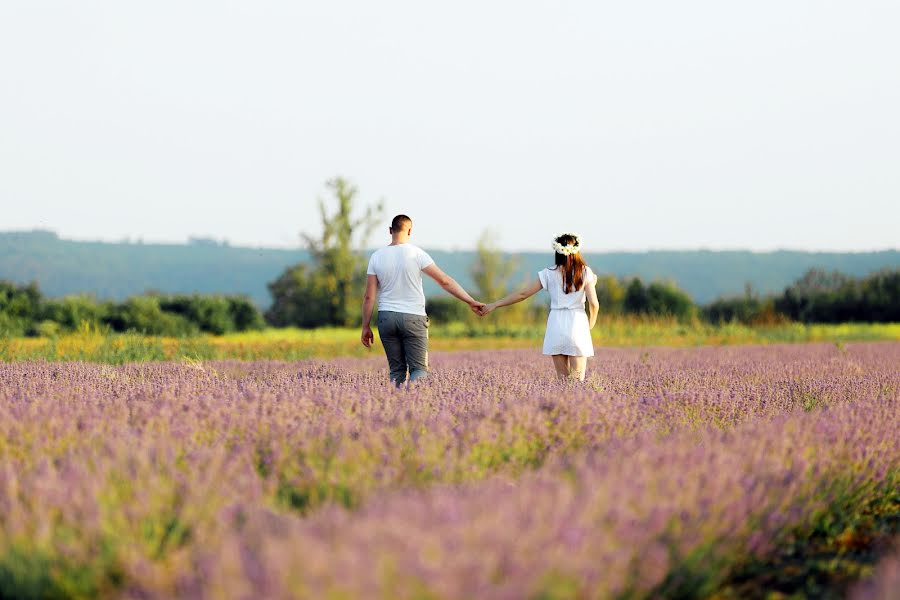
[377,311,429,385]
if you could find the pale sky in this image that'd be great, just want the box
[1,1,898,252]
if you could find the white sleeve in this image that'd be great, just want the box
[538,269,548,290]
[417,249,435,270]
[585,267,597,286]
[366,254,376,276]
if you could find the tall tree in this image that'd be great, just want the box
[266,178,383,328]
[469,231,525,322]
[470,231,519,302]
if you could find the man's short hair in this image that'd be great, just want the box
[390,214,412,232]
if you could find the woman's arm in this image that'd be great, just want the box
[585,278,600,329]
[481,279,543,315]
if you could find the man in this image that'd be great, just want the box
[361,214,484,385]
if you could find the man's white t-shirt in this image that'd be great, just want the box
[366,243,435,316]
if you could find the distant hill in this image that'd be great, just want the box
[2,230,898,307]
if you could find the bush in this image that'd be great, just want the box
[39,296,109,331]
[0,280,268,338]
[228,296,266,331]
[623,278,650,314]
[859,269,900,322]
[159,295,235,335]
[704,296,762,324]
[104,296,198,336]
[266,264,335,328]
[703,296,788,326]
[624,278,695,320]
[596,275,625,315]
[33,320,62,337]
[775,268,900,323]
[0,281,42,336]
[646,281,695,320]
[426,297,473,324]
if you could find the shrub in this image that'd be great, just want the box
[596,275,625,315]
[426,297,472,324]
[103,296,198,336]
[0,280,42,336]
[228,296,266,331]
[775,268,900,323]
[159,295,234,335]
[624,278,695,320]
[39,295,109,331]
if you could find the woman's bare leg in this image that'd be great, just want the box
[568,356,587,381]
[551,355,570,379]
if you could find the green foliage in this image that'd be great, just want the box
[775,268,900,323]
[469,230,535,323]
[265,264,331,328]
[623,277,696,320]
[595,274,625,315]
[39,295,111,331]
[158,295,236,335]
[0,281,41,336]
[701,285,787,325]
[623,278,650,314]
[266,178,383,328]
[3,230,900,307]
[426,297,472,325]
[227,296,266,331]
[469,231,520,302]
[105,297,199,336]
[703,295,764,325]
[0,280,265,338]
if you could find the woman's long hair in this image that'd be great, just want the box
[553,234,587,293]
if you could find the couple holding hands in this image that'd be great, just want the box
[361,214,599,385]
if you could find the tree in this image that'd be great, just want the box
[266,178,383,328]
[645,281,695,320]
[623,278,649,314]
[0,280,43,336]
[469,231,525,322]
[623,277,695,320]
[775,267,900,323]
[595,275,625,314]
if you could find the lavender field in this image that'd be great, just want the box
[1,343,898,599]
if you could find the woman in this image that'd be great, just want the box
[480,233,599,381]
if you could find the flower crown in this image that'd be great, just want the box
[552,233,582,256]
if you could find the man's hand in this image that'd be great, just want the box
[361,325,374,348]
[477,302,497,317]
[469,300,486,315]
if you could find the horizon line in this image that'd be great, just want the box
[3,228,898,255]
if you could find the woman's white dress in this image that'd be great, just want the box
[538,266,597,357]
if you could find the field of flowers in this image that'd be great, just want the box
[0,342,898,598]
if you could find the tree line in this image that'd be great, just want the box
[0,284,264,337]
[2,179,898,336]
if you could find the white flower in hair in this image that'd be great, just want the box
[552,233,582,256]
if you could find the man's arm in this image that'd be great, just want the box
[361,274,378,347]
[422,264,484,310]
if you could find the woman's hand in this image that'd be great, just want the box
[478,303,497,317]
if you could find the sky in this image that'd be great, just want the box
[1,1,898,252]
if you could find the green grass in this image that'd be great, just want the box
[1,319,898,363]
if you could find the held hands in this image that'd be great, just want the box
[476,302,496,317]
[469,300,486,315]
